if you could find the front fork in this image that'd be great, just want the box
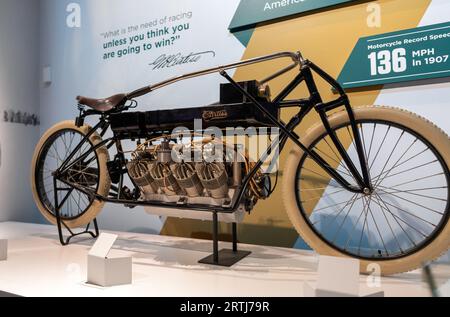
[304,64,372,192]
[275,104,372,195]
[316,102,372,192]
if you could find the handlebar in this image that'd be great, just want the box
[126,51,304,99]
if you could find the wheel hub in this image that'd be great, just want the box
[363,187,372,195]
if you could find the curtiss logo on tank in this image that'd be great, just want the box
[202,109,228,121]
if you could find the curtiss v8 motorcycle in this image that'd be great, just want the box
[31,52,450,275]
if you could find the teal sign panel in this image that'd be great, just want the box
[229,0,354,31]
[338,22,450,89]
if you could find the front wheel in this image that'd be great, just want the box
[283,106,450,275]
[31,120,111,228]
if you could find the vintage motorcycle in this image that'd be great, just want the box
[31,51,449,275]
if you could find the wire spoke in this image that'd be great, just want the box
[322,137,356,180]
[375,160,438,182]
[372,147,430,181]
[369,126,390,171]
[314,147,355,179]
[378,188,444,215]
[357,197,370,255]
[311,195,361,226]
[372,193,422,242]
[300,188,347,203]
[300,187,333,192]
[389,173,444,188]
[367,200,389,256]
[366,123,376,165]
[373,137,417,187]
[343,200,366,251]
[322,194,358,230]
[331,194,359,243]
[372,131,404,187]
[377,185,447,202]
[375,192,437,227]
[372,195,404,253]
[312,198,358,213]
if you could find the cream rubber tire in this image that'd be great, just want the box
[282,106,450,275]
[31,120,111,228]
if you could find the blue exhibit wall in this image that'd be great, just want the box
[0,0,42,223]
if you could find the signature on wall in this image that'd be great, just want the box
[149,51,216,70]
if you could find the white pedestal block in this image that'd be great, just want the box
[304,255,384,297]
[86,233,132,287]
[0,239,7,261]
[87,252,132,287]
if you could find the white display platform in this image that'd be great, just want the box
[0,221,447,297]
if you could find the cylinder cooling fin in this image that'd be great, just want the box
[125,135,273,213]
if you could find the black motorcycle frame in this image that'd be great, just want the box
[52,51,372,218]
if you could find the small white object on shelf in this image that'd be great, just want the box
[0,239,7,261]
[304,255,384,297]
[87,233,132,287]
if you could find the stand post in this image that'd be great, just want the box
[212,211,219,264]
[93,218,100,237]
[232,222,238,252]
[198,211,251,267]
[53,177,65,245]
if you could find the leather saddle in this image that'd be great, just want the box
[76,93,127,112]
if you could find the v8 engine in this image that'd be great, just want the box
[126,137,269,222]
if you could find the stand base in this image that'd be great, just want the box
[199,249,251,267]
[53,177,100,246]
[56,217,99,246]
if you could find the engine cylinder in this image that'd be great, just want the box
[150,163,185,196]
[171,162,204,197]
[127,160,158,195]
[195,162,229,199]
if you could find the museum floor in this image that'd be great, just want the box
[0,222,448,297]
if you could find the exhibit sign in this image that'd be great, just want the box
[229,0,355,31]
[338,22,450,89]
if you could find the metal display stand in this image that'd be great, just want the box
[198,211,251,267]
[423,264,440,297]
[52,177,248,266]
[53,178,99,246]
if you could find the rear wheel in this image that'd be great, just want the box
[283,106,450,275]
[31,121,110,228]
